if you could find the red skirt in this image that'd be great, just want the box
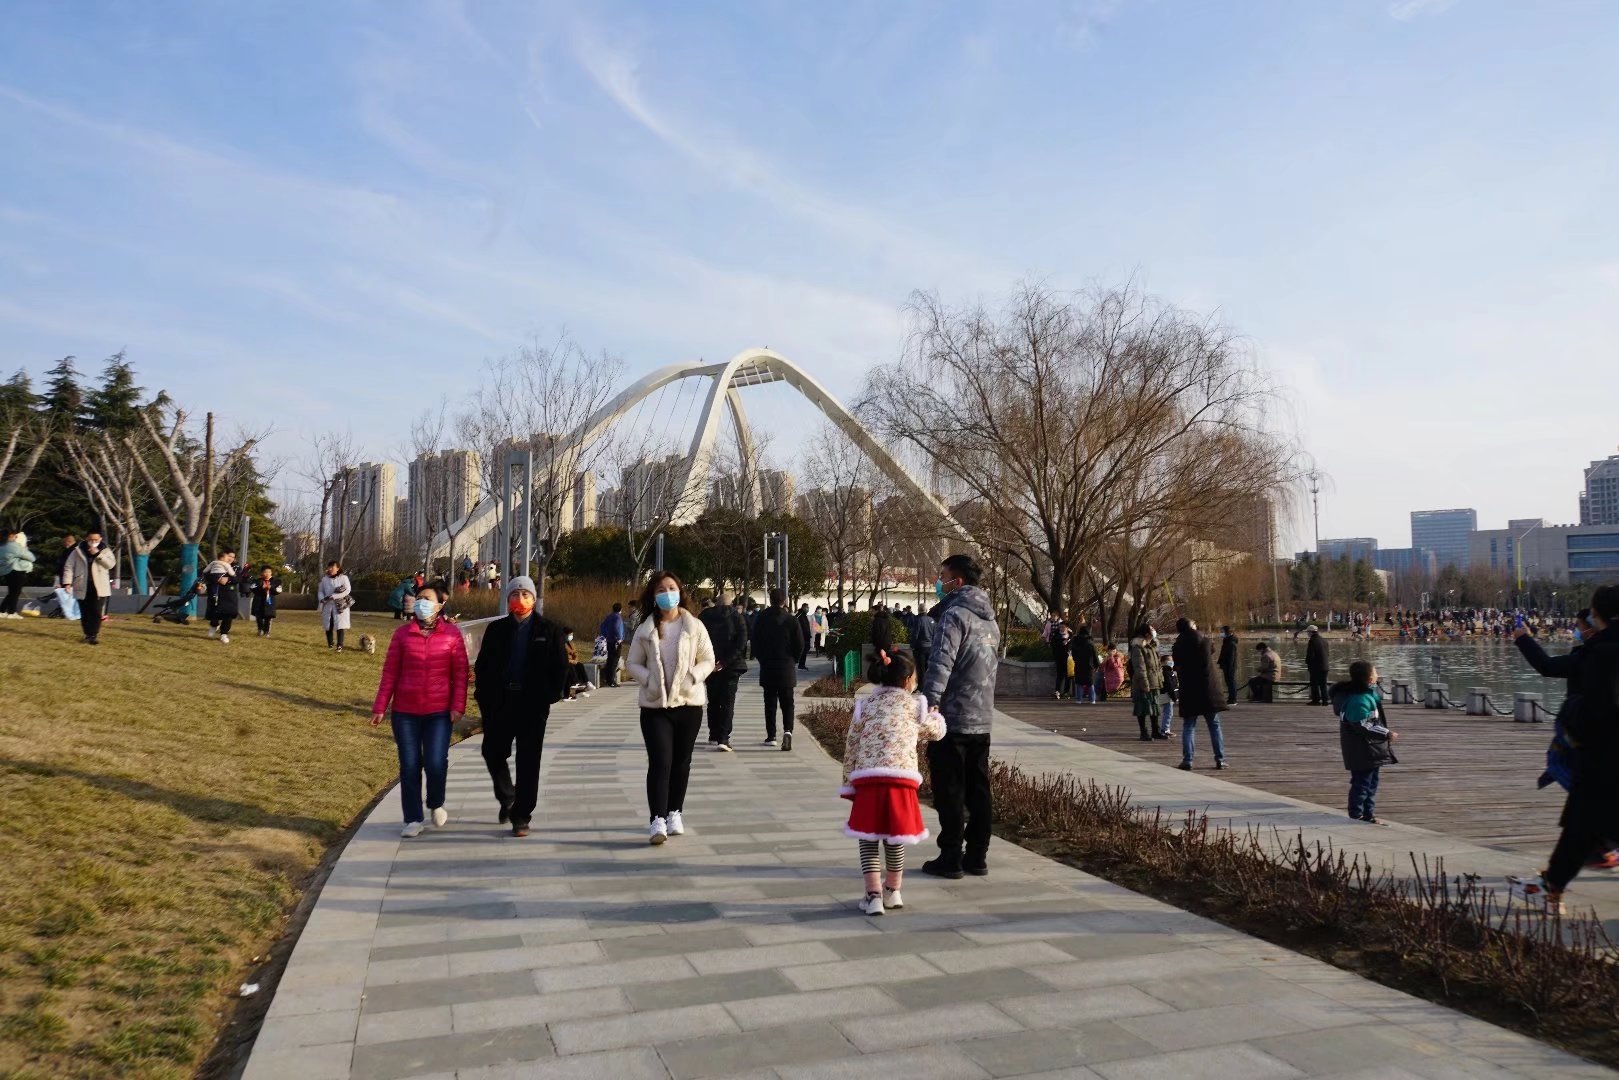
[843,777,928,844]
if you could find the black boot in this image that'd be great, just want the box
[921,854,965,879]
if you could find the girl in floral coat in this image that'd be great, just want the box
[841,650,946,916]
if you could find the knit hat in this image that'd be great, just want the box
[1307,624,1319,632]
[506,575,536,598]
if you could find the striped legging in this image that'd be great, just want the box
[858,840,905,875]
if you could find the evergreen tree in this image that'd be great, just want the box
[84,351,148,432]
[43,355,85,424]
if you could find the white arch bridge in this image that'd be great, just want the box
[430,347,974,586]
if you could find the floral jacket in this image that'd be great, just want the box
[839,688,947,797]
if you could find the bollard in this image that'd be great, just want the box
[1514,692,1543,723]
[1465,687,1489,716]
[1390,680,1413,705]
[1425,684,1448,709]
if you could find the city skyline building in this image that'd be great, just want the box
[1411,508,1477,570]
[328,461,396,551]
[1314,537,1378,563]
[407,448,482,546]
[1579,452,1619,526]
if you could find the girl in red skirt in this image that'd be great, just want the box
[841,650,946,916]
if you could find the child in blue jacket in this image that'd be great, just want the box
[1331,660,1398,825]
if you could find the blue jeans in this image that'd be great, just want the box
[391,711,452,824]
[1348,768,1381,820]
[1180,713,1225,765]
[1073,680,1095,703]
[1159,700,1174,735]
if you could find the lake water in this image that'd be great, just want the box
[1240,636,1570,712]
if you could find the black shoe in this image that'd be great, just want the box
[1151,733,1167,740]
[1138,735,1153,742]
[498,803,511,825]
[512,821,530,838]
[921,858,965,880]
[962,857,988,877]
[1177,761,1192,771]
[1215,760,1230,770]
[781,732,793,751]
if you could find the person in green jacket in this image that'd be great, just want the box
[1128,625,1161,741]
[1,528,37,617]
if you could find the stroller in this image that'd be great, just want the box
[149,593,195,624]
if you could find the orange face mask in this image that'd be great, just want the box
[508,594,534,617]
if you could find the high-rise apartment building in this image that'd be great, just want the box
[760,469,796,515]
[330,462,397,551]
[1579,452,1619,526]
[1410,508,1477,570]
[407,449,482,544]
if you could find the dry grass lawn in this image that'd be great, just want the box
[0,609,404,1079]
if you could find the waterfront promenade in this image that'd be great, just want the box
[243,673,1613,1079]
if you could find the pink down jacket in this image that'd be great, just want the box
[373,620,470,716]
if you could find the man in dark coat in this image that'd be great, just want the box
[1049,616,1071,700]
[699,595,748,751]
[1306,625,1330,705]
[1171,617,1228,770]
[870,604,894,654]
[1218,625,1240,705]
[911,608,937,692]
[1071,627,1098,702]
[796,603,813,670]
[750,588,804,750]
[474,576,570,837]
[598,603,625,686]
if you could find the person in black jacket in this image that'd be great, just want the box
[870,604,894,654]
[1171,618,1228,770]
[473,575,570,837]
[1049,618,1071,700]
[1217,626,1239,705]
[751,588,804,750]
[699,595,749,751]
[1071,627,1098,703]
[1305,625,1329,705]
[911,608,937,691]
[796,603,814,670]
[248,566,283,636]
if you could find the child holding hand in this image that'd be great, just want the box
[841,649,946,916]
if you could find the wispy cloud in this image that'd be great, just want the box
[1057,0,1129,48]
[1388,0,1458,21]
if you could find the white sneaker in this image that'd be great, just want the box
[219,633,230,644]
[762,737,778,747]
[207,627,219,639]
[649,817,668,845]
[860,892,885,917]
[667,810,685,836]
[431,807,448,828]
[883,887,903,910]
[715,743,733,753]
[1508,874,1567,916]
[401,821,423,838]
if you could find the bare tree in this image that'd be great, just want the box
[604,433,710,579]
[299,430,363,573]
[63,423,179,592]
[0,377,50,519]
[798,425,874,610]
[462,334,623,600]
[861,282,1298,617]
[406,406,478,583]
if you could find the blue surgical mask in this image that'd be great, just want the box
[934,578,945,600]
[1574,628,1584,644]
[413,598,436,620]
[655,591,681,611]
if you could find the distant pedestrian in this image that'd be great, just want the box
[870,604,894,654]
[698,595,748,751]
[751,588,805,749]
[62,530,115,645]
[318,561,353,650]
[472,577,568,837]
[202,549,240,644]
[249,565,282,636]
[1050,618,1072,700]
[1157,652,1178,738]
[625,571,715,845]
[1101,644,1125,698]
[1333,660,1396,825]
[1128,625,1161,741]
[1218,625,1239,704]
[920,554,1000,880]
[1306,625,1329,705]
[0,527,36,618]
[1250,642,1280,702]
[1071,627,1098,703]
[370,584,468,838]
[910,606,936,691]
[598,602,626,687]
[1172,617,1228,771]
[842,649,945,916]
[796,603,813,670]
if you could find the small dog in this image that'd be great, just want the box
[358,634,377,654]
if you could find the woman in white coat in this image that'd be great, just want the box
[625,570,715,845]
[317,560,353,651]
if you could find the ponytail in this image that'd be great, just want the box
[866,647,916,689]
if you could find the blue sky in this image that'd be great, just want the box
[2,0,1617,550]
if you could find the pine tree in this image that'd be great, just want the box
[84,351,148,432]
[43,355,85,424]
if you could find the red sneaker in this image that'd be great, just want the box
[1583,851,1619,871]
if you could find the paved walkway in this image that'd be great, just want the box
[245,675,1615,1079]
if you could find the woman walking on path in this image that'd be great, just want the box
[370,584,468,838]
[1127,626,1161,741]
[750,588,805,750]
[62,530,115,645]
[842,650,946,916]
[1071,627,1098,703]
[0,528,36,618]
[201,550,239,643]
[317,560,352,651]
[249,566,282,636]
[626,571,715,845]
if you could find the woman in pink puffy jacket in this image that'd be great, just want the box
[370,584,469,837]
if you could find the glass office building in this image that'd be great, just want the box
[1411,508,1477,570]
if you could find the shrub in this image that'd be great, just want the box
[828,611,907,664]
[803,674,862,698]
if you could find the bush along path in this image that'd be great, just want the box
[802,702,1619,1070]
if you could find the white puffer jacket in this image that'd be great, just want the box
[625,609,715,710]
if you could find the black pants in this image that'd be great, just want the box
[798,640,810,669]
[0,570,24,614]
[1308,671,1328,704]
[705,671,740,745]
[1545,783,1619,891]
[80,582,103,642]
[217,614,235,635]
[927,732,992,866]
[763,684,794,738]
[602,642,621,686]
[325,627,347,648]
[482,704,549,827]
[257,616,272,635]
[641,705,702,820]
[1249,677,1274,703]
[1221,666,1238,705]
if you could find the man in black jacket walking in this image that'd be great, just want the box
[1306,625,1330,705]
[473,576,570,837]
[751,588,804,750]
[700,596,749,752]
[1218,626,1239,705]
[1172,618,1228,770]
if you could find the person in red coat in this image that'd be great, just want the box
[370,584,469,837]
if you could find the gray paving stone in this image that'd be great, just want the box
[724,986,901,1031]
[687,940,841,975]
[252,1009,359,1050]
[1130,967,1298,1010]
[1028,948,1246,991]
[955,1027,1114,1076]
[1115,1000,1311,1052]
[356,1005,453,1046]
[446,939,607,977]
[997,986,1175,1029]
[1251,1024,1448,1076]
[922,940,1076,974]
[456,1046,670,1079]
[835,1002,1022,1053]
[451,987,630,1033]
[627,967,797,1010]
[599,927,750,961]
[349,1024,556,1080]
[240,1041,352,1080]
[552,1001,739,1055]
[774,1045,992,1079]
[369,933,526,963]
[782,954,942,992]
[657,1021,858,1079]
[532,953,698,994]
[361,970,538,1014]
[824,930,972,960]
[883,967,1055,1009]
